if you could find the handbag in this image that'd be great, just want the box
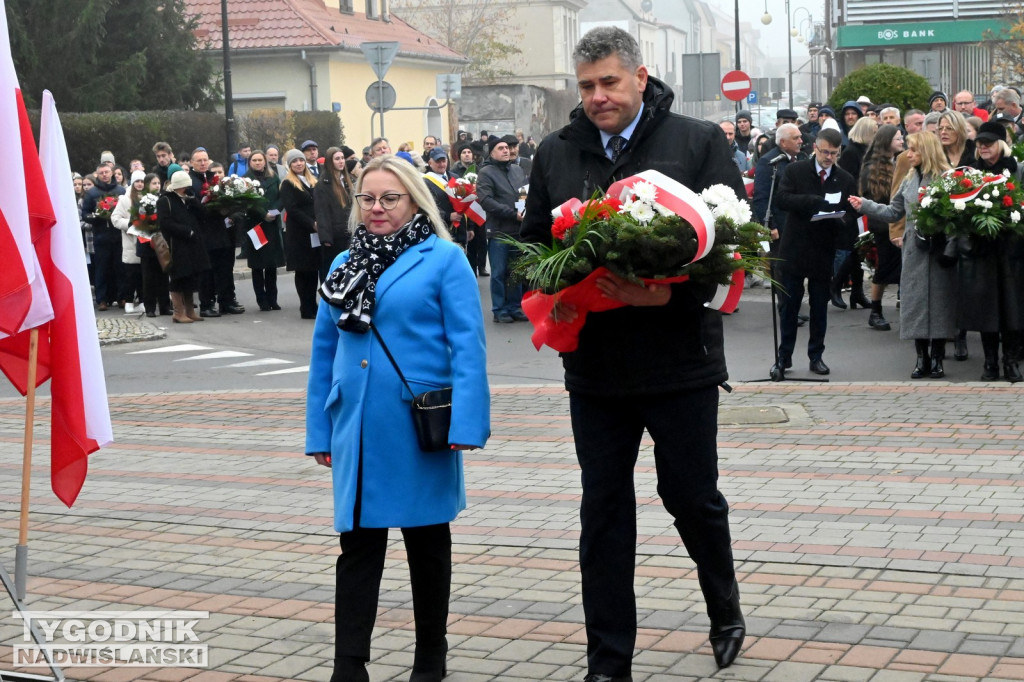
[150,231,173,273]
[370,324,453,452]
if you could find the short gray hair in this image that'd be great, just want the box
[774,123,800,144]
[880,106,900,119]
[994,88,1021,106]
[573,27,643,71]
[923,111,942,127]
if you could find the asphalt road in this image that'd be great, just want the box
[1,274,1001,399]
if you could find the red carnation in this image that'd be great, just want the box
[1004,195,1014,207]
[963,179,973,188]
[552,215,576,241]
[1008,182,1016,191]
[953,170,964,177]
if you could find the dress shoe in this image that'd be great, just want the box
[478,269,489,277]
[582,675,632,682]
[145,311,157,318]
[493,313,514,323]
[809,358,830,375]
[868,310,891,330]
[708,585,745,668]
[97,302,109,311]
[269,302,282,310]
[510,309,529,322]
[220,302,245,314]
[199,307,221,318]
[981,361,1000,381]
[1004,360,1023,383]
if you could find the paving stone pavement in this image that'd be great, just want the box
[96,316,167,346]
[0,382,1022,681]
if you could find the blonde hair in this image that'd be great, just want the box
[348,155,450,240]
[284,165,317,192]
[937,110,969,157]
[906,132,951,182]
[847,116,878,145]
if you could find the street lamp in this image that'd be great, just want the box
[762,2,814,109]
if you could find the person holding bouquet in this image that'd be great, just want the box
[849,132,956,378]
[244,150,286,311]
[157,170,211,323]
[522,27,747,680]
[964,121,1023,381]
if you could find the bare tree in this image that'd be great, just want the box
[983,5,1024,86]
[390,0,524,83]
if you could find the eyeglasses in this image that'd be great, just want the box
[354,193,408,211]
[955,101,974,106]
[936,125,956,133]
[816,148,840,157]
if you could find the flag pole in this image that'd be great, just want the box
[15,327,38,601]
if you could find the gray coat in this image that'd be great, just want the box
[858,171,958,340]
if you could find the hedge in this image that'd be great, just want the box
[26,109,345,175]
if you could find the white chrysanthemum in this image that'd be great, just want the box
[1005,169,1012,177]
[654,202,675,218]
[628,202,656,223]
[992,188,1000,197]
[700,184,739,208]
[920,196,934,209]
[632,182,658,204]
[953,199,967,211]
[1012,210,1021,223]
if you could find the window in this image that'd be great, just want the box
[339,0,352,13]
[365,0,377,20]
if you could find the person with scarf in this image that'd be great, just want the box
[305,155,489,682]
[963,121,1023,381]
[280,148,321,318]
[243,150,286,311]
[313,146,355,282]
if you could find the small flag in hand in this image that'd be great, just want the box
[247,224,268,250]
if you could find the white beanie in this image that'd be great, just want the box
[130,170,146,185]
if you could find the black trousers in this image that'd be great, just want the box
[199,247,237,309]
[569,387,737,677]
[467,228,488,274]
[119,262,142,304]
[778,270,829,362]
[251,268,278,306]
[334,524,451,662]
[140,257,170,313]
[294,270,319,318]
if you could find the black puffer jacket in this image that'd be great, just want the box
[521,76,745,396]
[477,158,527,237]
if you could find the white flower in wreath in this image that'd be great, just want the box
[953,199,967,211]
[654,202,675,218]
[627,201,656,224]
[992,188,1000,197]
[1012,210,1021,223]
[920,196,934,209]
[631,181,658,204]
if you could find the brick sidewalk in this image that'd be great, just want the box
[0,382,1022,681]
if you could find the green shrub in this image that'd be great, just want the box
[828,63,933,114]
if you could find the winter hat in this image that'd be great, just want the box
[501,134,519,148]
[821,118,841,132]
[167,170,192,191]
[166,163,182,177]
[818,106,836,118]
[395,151,418,166]
[929,91,948,107]
[300,139,318,151]
[976,120,1009,144]
[735,110,752,124]
[130,170,146,185]
[283,149,305,167]
[487,135,506,154]
[856,95,873,106]
[100,151,115,165]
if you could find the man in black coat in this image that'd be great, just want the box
[773,128,856,377]
[81,163,126,310]
[422,146,473,248]
[189,147,244,317]
[478,135,528,323]
[522,27,746,681]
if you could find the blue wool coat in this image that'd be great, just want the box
[305,234,490,533]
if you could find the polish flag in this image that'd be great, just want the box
[35,90,113,506]
[247,224,269,249]
[0,0,52,341]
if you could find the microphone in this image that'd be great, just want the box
[769,153,790,166]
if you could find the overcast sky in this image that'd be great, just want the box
[704,0,821,60]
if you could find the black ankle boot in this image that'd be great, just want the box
[708,585,745,669]
[331,656,369,682]
[954,329,969,360]
[410,644,448,682]
[849,284,871,309]
[911,340,929,379]
[982,341,1000,380]
[929,340,945,378]
[1004,357,1023,383]
[868,301,891,330]
[829,277,847,309]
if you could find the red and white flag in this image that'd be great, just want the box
[247,224,269,250]
[35,90,113,506]
[0,0,52,341]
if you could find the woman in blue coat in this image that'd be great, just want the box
[306,154,489,682]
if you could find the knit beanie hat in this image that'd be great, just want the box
[283,149,305,166]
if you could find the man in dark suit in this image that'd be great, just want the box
[773,128,855,377]
[422,146,474,248]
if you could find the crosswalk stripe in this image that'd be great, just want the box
[174,351,254,362]
[256,366,310,376]
[127,344,211,354]
[217,359,294,368]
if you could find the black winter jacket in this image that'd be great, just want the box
[477,158,527,237]
[521,77,745,396]
[156,191,210,280]
[82,180,126,244]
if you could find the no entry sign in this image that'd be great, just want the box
[721,70,752,102]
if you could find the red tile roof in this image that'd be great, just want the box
[185,0,465,63]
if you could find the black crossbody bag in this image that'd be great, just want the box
[370,324,453,452]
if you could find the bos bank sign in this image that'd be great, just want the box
[837,19,1000,48]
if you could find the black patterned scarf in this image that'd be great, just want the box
[319,213,434,332]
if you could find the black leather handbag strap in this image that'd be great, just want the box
[369,323,416,397]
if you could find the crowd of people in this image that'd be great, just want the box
[737,85,1024,383]
[75,129,537,325]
